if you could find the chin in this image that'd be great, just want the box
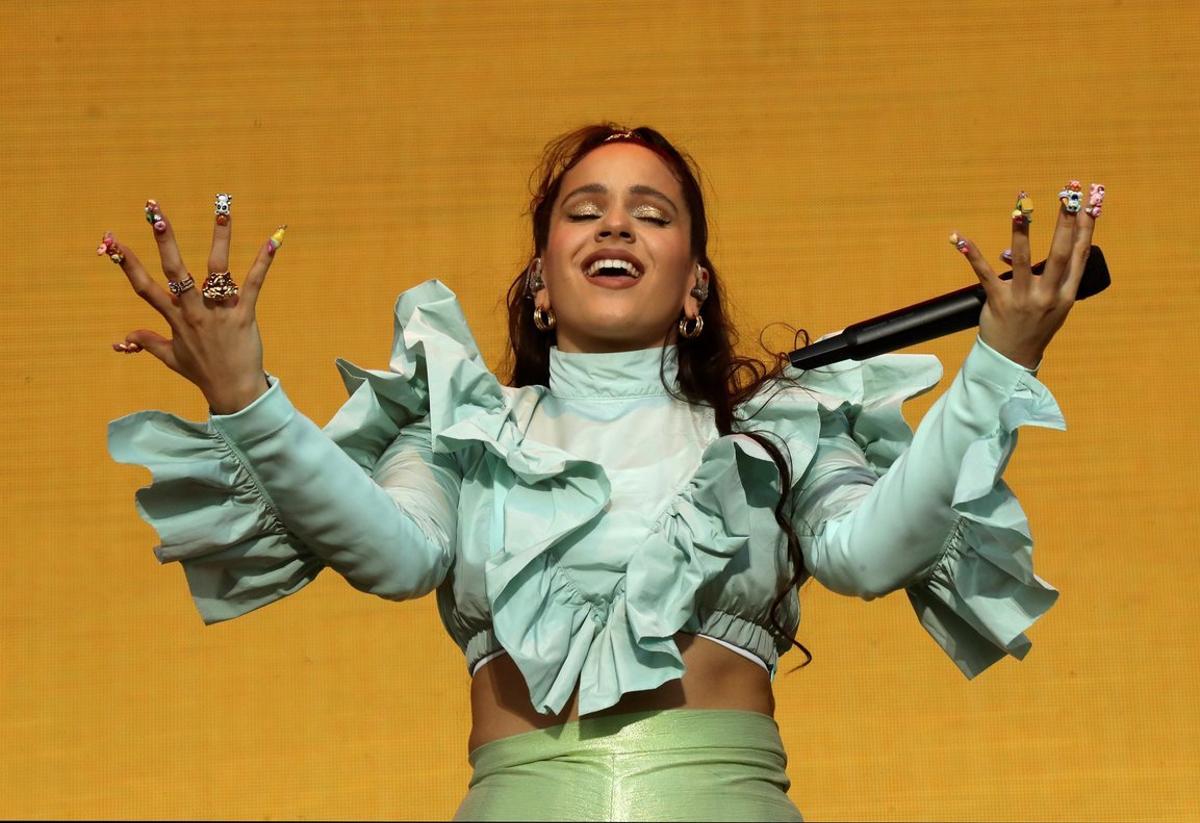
[585,308,647,334]
[592,325,669,351]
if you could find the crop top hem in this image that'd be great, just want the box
[463,608,782,680]
[470,633,771,678]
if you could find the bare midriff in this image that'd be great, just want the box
[467,631,775,753]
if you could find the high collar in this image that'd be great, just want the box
[548,344,680,399]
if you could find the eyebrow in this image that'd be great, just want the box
[562,183,679,212]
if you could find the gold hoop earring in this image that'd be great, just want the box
[678,314,704,339]
[533,306,557,331]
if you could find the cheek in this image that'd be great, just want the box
[650,232,693,280]
[544,224,585,273]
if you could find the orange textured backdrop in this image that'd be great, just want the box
[2,1,1197,820]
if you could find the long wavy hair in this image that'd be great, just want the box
[502,123,813,672]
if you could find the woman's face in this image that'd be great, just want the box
[538,142,702,353]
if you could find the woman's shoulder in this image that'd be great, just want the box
[724,341,947,487]
[735,338,944,433]
[328,277,558,471]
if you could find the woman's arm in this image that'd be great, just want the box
[791,334,1059,599]
[109,374,460,622]
[205,375,459,600]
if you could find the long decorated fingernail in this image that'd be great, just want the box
[1011,191,1033,226]
[144,199,166,233]
[1058,180,1082,213]
[1085,183,1105,218]
[214,192,233,226]
[96,231,124,264]
[949,232,969,253]
[1000,248,1014,264]
[267,224,287,254]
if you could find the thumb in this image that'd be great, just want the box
[120,329,179,371]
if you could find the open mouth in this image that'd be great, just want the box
[583,258,643,280]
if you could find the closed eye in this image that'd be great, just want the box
[566,214,671,226]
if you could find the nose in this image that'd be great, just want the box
[596,211,634,242]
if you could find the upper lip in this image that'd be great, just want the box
[581,248,645,277]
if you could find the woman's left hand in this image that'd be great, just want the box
[950,181,1104,370]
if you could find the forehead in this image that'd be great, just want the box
[560,142,683,198]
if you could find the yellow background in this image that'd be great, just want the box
[3,1,1197,819]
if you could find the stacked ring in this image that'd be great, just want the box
[201,271,239,301]
[169,274,195,296]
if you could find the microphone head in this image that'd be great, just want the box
[1032,244,1109,299]
[1077,245,1110,300]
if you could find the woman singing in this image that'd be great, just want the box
[105,124,1101,820]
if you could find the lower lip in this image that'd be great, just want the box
[585,274,642,290]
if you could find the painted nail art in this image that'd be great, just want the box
[267,224,287,254]
[1011,191,1033,226]
[96,231,124,264]
[1059,180,1082,213]
[144,199,166,233]
[1085,183,1105,218]
[1000,248,1014,264]
[949,232,969,254]
[214,192,233,226]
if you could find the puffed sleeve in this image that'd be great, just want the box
[789,334,1066,676]
[108,372,460,624]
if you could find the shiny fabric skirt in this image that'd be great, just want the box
[453,708,804,822]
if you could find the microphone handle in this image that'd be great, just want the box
[845,282,984,359]
[786,289,981,369]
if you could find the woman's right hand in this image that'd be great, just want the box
[102,197,284,414]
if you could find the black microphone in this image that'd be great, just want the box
[788,245,1111,369]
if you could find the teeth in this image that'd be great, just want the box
[585,258,640,277]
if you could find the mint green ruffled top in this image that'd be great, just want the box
[108,279,1065,717]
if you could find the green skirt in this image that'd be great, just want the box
[454,708,803,822]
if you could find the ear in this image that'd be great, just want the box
[683,263,708,318]
[528,256,551,310]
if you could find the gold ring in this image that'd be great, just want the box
[201,271,239,301]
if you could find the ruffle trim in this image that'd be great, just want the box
[107,403,323,624]
[905,366,1066,676]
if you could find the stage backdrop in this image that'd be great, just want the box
[3,2,1197,820]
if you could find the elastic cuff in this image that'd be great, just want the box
[209,373,295,446]
[969,335,1042,386]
